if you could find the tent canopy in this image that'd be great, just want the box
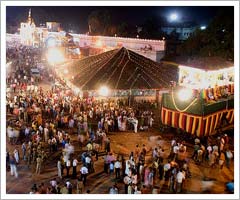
[62,47,178,90]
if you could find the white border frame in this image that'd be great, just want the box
[1,1,239,199]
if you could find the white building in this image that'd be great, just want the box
[19,9,48,47]
[48,32,166,62]
[17,10,166,62]
[161,26,197,40]
[19,9,36,46]
[46,22,61,32]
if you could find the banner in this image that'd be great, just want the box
[161,107,234,137]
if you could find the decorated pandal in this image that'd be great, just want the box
[178,65,234,89]
[161,64,234,137]
[161,90,234,137]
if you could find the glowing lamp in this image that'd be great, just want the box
[99,86,109,96]
[96,40,102,47]
[46,48,65,65]
[47,38,56,47]
[178,88,192,101]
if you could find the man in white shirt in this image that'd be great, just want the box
[85,155,91,170]
[66,159,71,178]
[114,159,122,179]
[173,145,179,160]
[72,158,78,178]
[176,169,185,193]
[80,165,89,185]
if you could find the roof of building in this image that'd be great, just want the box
[62,47,179,90]
[177,56,234,70]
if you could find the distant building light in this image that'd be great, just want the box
[200,26,206,30]
[222,29,225,32]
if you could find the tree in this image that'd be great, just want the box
[88,9,112,36]
[117,22,136,37]
[140,16,163,39]
[178,7,234,60]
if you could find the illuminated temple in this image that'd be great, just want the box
[14,10,166,62]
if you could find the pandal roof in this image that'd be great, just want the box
[63,47,179,90]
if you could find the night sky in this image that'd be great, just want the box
[6,6,233,33]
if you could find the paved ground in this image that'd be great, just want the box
[6,128,234,194]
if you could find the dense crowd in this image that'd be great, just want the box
[6,45,234,194]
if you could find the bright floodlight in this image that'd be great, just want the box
[178,88,192,101]
[47,48,65,65]
[200,26,206,30]
[170,13,178,21]
[99,86,109,96]
[47,37,56,47]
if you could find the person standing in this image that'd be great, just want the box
[149,116,154,128]
[66,159,71,178]
[105,138,111,153]
[72,158,78,178]
[80,165,89,186]
[57,159,62,179]
[85,154,91,172]
[9,155,18,178]
[114,159,122,179]
[13,148,20,164]
[133,117,138,133]
[36,156,42,174]
[176,169,185,193]
[109,161,114,175]
[22,142,27,161]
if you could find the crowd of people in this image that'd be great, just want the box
[6,45,158,194]
[6,45,234,195]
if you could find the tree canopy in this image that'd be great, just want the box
[178,7,234,60]
[88,9,112,36]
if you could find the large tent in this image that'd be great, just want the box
[59,47,178,90]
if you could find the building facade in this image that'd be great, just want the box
[161,26,197,40]
[19,9,36,46]
[17,10,166,62]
